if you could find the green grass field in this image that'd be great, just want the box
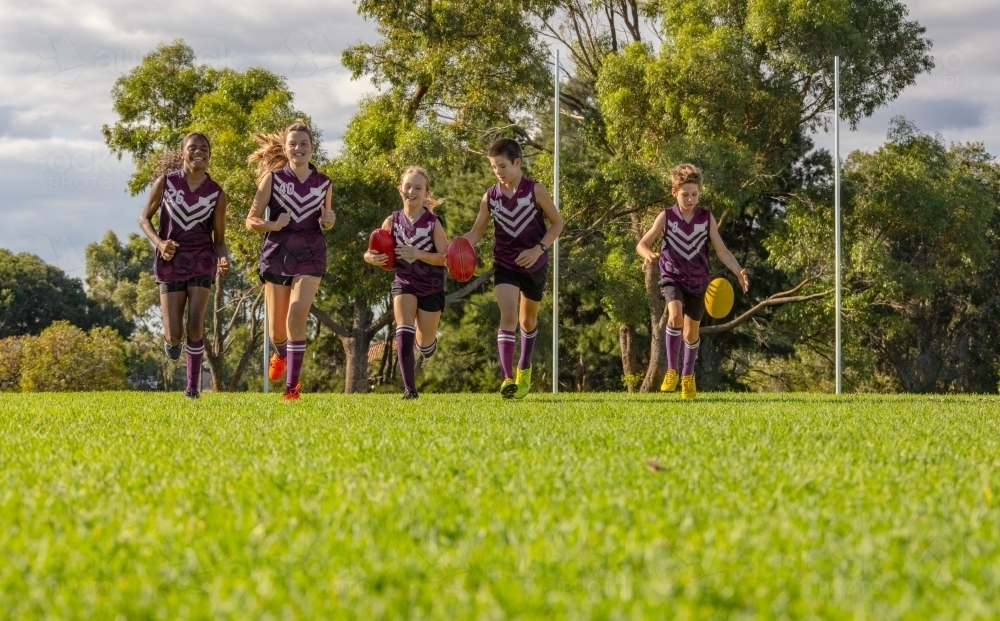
[1,393,999,619]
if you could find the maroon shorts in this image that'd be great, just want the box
[660,282,705,321]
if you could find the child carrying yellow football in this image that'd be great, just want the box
[636,164,749,399]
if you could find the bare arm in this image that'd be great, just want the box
[636,211,665,267]
[533,183,564,248]
[138,176,176,260]
[245,173,288,233]
[709,214,749,292]
[514,183,564,269]
[213,191,230,277]
[319,183,336,230]
[462,194,491,246]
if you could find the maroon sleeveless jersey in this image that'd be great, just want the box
[153,169,222,283]
[391,209,444,297]
[258,164,331,278]
[486,176,548,274]
[658,204,711,295]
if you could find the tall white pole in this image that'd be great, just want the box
[552,49,561,394]
[834,56,842,395]
[262,207,270,394]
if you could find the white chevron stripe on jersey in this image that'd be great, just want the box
[667,220,708,241]
[394,222,435,249]
[491,195,535,219]
[163,187,219,231]
[666,235,707,261]
[273,191,321,223]
[490,196,538,238]
[667,231,708,254]
[272,179,330,223]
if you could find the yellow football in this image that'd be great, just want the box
[704,278,735,319]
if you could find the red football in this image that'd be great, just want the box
[368,228,396,270]
[446,237,476,282]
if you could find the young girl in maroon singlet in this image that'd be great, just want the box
[245,120,336,401]
[139,132,230,399]
[364,166,449,399]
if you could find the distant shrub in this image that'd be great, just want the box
[0,336,26,391]
[19,321,127,391]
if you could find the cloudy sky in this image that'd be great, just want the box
[1,0,997,278]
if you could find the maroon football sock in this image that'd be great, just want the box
[185,339,204,393]
[497,329,516,380]
[517,326,538,371]
[396,325,417,393]
[286,340,306,390]
[666,326,682,372]
[272,339,287,359]
[682,339,700,377]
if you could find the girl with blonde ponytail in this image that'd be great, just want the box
[363,166,449,399]
[245,120,336,401]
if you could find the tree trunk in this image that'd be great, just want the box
[341,296,374,394]
[227,291,265,391]
[639,258,667,392]
[619,323,641,392]
[205,281,226,392]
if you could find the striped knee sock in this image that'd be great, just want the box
[682,339,700,377]
[185,338,204,393]
[497,329,516,380]
[396,325,417,392]
[272,339,287,359]
[287,340,306,390]
[517,326,538,371]
[416,338,438,359]
[666,326,682,372]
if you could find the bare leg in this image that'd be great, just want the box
[185,286,211,342]
[265,282,292,344]
[160,291,188,345]
[287,276,322,341]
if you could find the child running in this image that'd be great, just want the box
[464,138,564,399]
[635,163,749,399]
[138,132,230,398]
[245,120,335,401]
[364,166,449,399]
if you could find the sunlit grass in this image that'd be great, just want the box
[1,392,998,619]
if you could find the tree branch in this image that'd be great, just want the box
[310,305,351,339]
[700,286,834,335]
[446,267,495,304]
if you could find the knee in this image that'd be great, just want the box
[520,317,538,333]
[683,325,700,344]
[187,324,205,341]
[666,310,683,328]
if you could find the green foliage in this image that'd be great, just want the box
[0,249,130,339]
[343,0,557,130]
[17,321,127,392]
[0,337,22,391]
[85,231,159,321]
[101,41,217,195]
[764,119,1000,392]
[2,393,1000,616]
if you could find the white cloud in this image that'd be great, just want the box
[0,0,377,273]
[0,0,998,277]
[819,0,1000,156]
